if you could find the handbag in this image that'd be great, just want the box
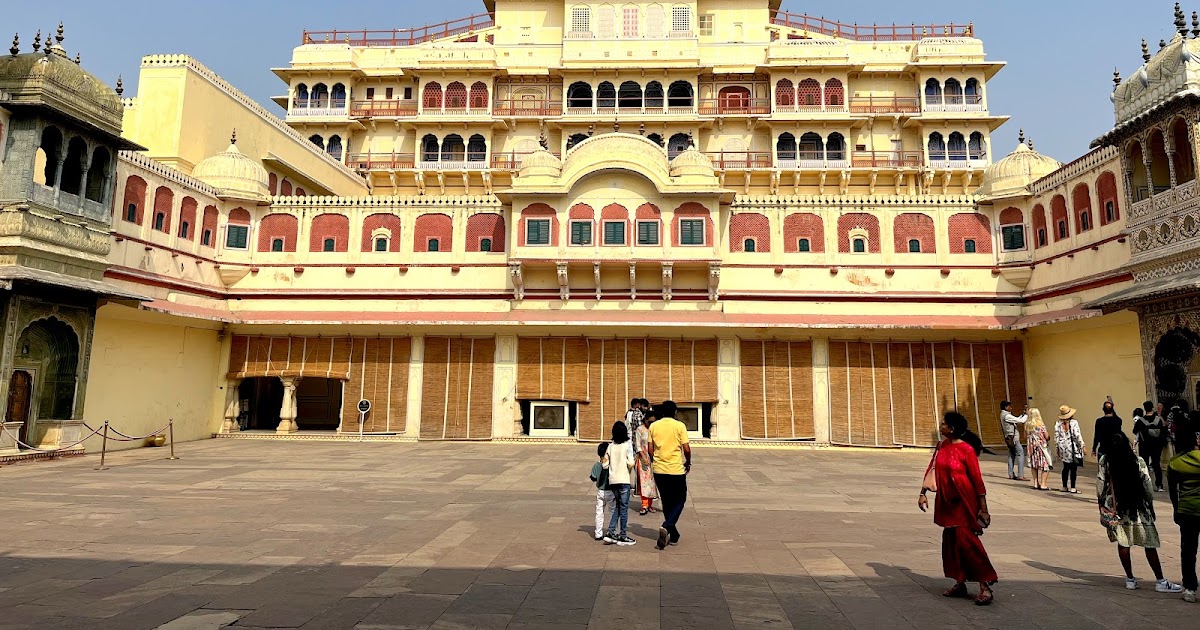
[1099,478,1121,528]
[922,445,940,493]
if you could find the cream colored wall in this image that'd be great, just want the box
[81,304,225,452]
[1024,310,1145,457]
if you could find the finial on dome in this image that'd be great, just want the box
[1193,11,1199,37]
[639,122,645,136]
[1114,68,1122,87]
[587,124,594,137]
[1177,3,1188,35]
[687,132,696,149]
[1143,38,1152,62]
[74,53,80,64]
[32,30,41,52]
[613,121,620,133]
[966,22,974,37]
[1028,137,1035,151]
[55,21,64,44]
[9,33,17,57]
[1161,38,1169,50]
[115,75,123,96]
[230,129,238,145]
[1018,129,1026,145]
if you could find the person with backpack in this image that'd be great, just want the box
[1167,411,1200,603]
[1134,402,1167,492]
[590,442,615,541]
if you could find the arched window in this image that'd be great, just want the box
[422,81,443,109]
[718,86,751,113]
[152,186,173,234]
[1098,171,1121,225]
[421,135,440,162]
[323,238,336,252]
[647,4,665,37]
[442,134,466,162]
[671,5,691,33]
[295,83,309,108]
[947,132,967,161]
[596,82,617,109]
[179,221,190,239]
[826,132,846,161]
[908,239,921,253]
[1073,183,1093,233]
[1173,118,1196,185]
[375,237,389,252]
[798,79,821,107]
[309,134,325,150]
[470,81,489,110]
[667,81,694,109]
[999,207,1026,251]
[1032,204,1048,248]
[645,81,665,109]
[36,126,63,187]
[776,79,795,107]
[312,83,329,107]
[618,81,642,109]
[647,133,664,147]
[798,238,811,252]
[481,237,493,252]
[824,78,844,107]
[566,133,590,151]
[924,78,942,104]
[667,133,691,158]
[799,132,823,161]
[331,83,347,108]
[154,212,165,231]
[446,82,468,109]
[467,134,487,162]
[567,82,593,109]
[60,137,86,196]
[965,78,981,104]
[597,4,616,38]
[570,5,592,34]
[744,239,756,252]
[968,132,985,160]
[944,78,963,105]
[1150,129,1171,192]
[179,197,196,241]
[776,133,797,161]
[272,238,284,252]
[326,135,343,160]
[852,238,867,253]
[964,239,977,253]
[84,147,111,203]
[623,5,640,37]
[428,238,441,252]
[1052,195,1070,241]
[927,132,946,161]
[1128,141,1149,200]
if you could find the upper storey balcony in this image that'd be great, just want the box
[301,13,495,47]
[769,12,973,41]
[289,83,348,119]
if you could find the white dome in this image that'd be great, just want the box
[192,136,271,202]
[669,146,714,178]
[518,148,563,177]
[976,138,1062,200]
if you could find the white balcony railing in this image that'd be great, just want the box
[417,159,490,170]
[929,157,989,169]
[290,106,349,117]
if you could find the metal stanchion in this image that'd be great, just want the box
[167,418,179,460]
[95,421,110,471]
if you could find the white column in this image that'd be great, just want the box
[277,377,300,434]
[812,338,831,445]
[222,378,242,433]
[404,336,425,435]
[493,334,518,438]
[715,337,741,441]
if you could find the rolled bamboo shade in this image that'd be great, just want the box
[739,340,816,440]
[829,341,1026,448]
[516,338,590,402]
[421,337,495,440]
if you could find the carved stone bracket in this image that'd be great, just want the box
[593,262,602,301]
[661,262,674,302]
[629,264,637,300]
[557,262,570,301]
[509,262,524,300]
[708,262,721,302]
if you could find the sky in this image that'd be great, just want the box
[5,0,1191,162]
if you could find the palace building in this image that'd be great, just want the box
[4,1,1191,457]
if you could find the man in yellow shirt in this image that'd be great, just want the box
[648,400,691,550]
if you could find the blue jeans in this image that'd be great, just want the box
[607,484,631,536]
[1006,438,1025,479]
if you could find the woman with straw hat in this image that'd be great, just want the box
[1027,408,1054,491]
[1055,405,1085,494]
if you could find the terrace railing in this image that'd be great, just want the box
[346,153,416,170]
[848,96,921,114]
[851,151,924,168]
[703,152,773,169]
[349,100,419,118]
[771,11,972,41]
[302,13,495,47]
[698,98,772,116]
[492,100,563,117]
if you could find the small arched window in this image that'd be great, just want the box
[179,221,190,239]
[798,238,811,252]
[1080,213,1092,231]
[375,237,388,252]
[567,82,594,109]
[126,203,137,223]
[428,238,441,252]
[744,238,756,252]
[202,230,213,246]
[908,239,921,253]
[309,134,325,150]
[645,81,665,109]
[964,239,977,253]
[928,133,946,161]
[597,82,617,109]
[271,238,285,252]
[667,81,694,109]
[481,238,493,252]
[852,238,867,253]
[1057,220,1068,239]
[323,238,336,252]
[154,212,166,231]
[924,78,942,104]
[777,133,797,161]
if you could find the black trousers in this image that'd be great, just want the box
[654,473,688,540]
[1061,461,1079,489]
[1181,515,1200,592]
[1139,444,1164,488]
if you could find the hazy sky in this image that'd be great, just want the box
[6,0,1189,161]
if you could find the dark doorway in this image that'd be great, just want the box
[296,378,342,431]
[238,377,284,431]
[16,317,80,421]
[6,370,33,446]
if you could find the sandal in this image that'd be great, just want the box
[943,583,969,598]
[1069,489,1080,494]
[638,509,649,516]
[974,590,994,606]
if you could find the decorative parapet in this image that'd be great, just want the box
[118,151,221,198]
[1028,146,1119,196]
[268,194,503,209]
[138,54,365,184]
[731,193,978,208]
[911,37,986,63]
[766,39,851,64]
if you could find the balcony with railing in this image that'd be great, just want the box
[290,100,348,117]
[703,152,772,169]
[772,102,850,115]
[563,103,695,117]
[848,96,921,114]
[923,94,985,114]
[350,100,418,118]
[418,153,490,170]
[928,151,989,169]
[851,151,925,168]
[698,98,772,116]
[302,13,495,47]
[347,153,416,170]
[776,151,850,170]
[770,11,973,41]
[493,100,563,118]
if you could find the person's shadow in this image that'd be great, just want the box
[1024,560,1111,585]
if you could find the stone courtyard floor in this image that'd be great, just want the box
[0,440,1196,629]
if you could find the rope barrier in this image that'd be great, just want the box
[5,419,181,469]
[106,422,172,442]
[0,421,104,453]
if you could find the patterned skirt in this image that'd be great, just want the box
[1106,519,1161,548]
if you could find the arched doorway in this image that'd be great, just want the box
[1153,327,1200,407]
[15,318,80,427]
[5,370,33,446]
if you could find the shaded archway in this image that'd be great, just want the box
[15,317,80,422]
[1154,327,1200,406]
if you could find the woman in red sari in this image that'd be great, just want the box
[919,412,998,605]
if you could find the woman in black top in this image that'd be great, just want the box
[1093,401,1123,458]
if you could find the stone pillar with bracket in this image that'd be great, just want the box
[222,378,242,433]
[277,377,300,434]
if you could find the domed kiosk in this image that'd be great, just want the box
[975,131,1063,202]
[191,131,272,203]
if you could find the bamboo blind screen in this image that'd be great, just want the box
[739,341,816,440]
[420,337,496,440]
[828,341,1026,447]
[228,335,363,380]
[515,338,591,402]
[576,339,719,441]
